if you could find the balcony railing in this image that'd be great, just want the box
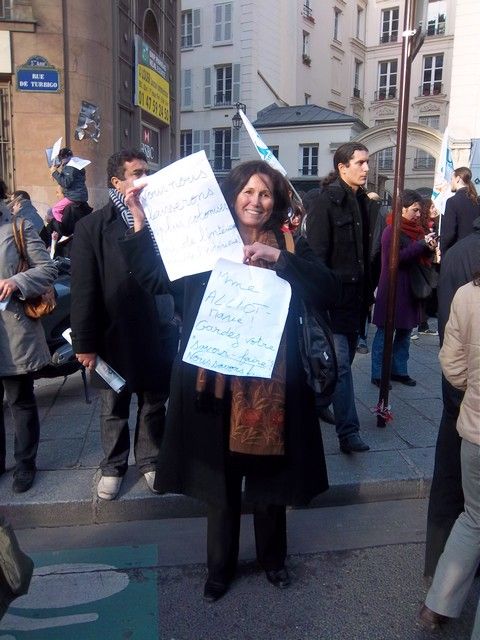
[378,160,394,171]
[353,87,361,98]
[419,82,443,97]
[427,21,446,36]
[302,4,314,22]
[300,167,318,176]
[414,157,436,170]
[213,92,232,107]
[380,33,398,44]
[375,87,397,101]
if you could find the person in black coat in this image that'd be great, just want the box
[440,167,480,257]
[70,149,178,501]
[424,216,480,578]
[120,161,339,602]
[305,142,372,454]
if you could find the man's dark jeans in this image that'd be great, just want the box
[0,375,40,474]
[332,332,361,441]
[99,387,168,476]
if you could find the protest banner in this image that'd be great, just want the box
[432,127,454,219]
[182,258,291,379]
[137,151,244,281]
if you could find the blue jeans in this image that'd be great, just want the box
[371,327,412,380]
[332,333,360,441]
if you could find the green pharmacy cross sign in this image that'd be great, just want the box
[16,56,61,93]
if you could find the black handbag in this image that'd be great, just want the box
[298,302,338,398]
[409,262,438,300]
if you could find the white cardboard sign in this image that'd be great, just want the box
[182,258,291,379]
[137,151,244,281]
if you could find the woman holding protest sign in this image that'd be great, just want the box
[120,160,338,602]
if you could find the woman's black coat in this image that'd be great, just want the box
[120,227,339,508]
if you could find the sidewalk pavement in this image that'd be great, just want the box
[0,324,443,529]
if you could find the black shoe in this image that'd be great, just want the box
[371,378,392,390]
[339,434,370,454]
[391,374,416,386]
[265,568,290,589]
[203,579,229,602]
[317,406,336,425]
[12,469,36,493]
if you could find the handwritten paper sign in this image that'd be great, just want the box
[137,150,244,281]
[183,258,292,379]
[67,156,91,170]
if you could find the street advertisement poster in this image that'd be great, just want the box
[137,151,244,281]
[182,259,291,379]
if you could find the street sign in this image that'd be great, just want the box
[16,56,61,93]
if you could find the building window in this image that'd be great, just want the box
[214,2,232,44]
[214,65,232,106]
[333,8,341,41]
[181,9,201,48]
[205,63,240,108]
[270,146,279,160]
[354,60,363,97]
[427,0,446,36]
[0,0,12,19]
[304,93,311,105]
[302,31,310,57]
[180,131,193,158]
[377,60,397,99]
[381,7,399,43]
[300,145,318,176]
[421,54,443,96]
[181,69,192,110]
[356,6,364,40]
[419,114,440,130]
[213,128,232,172]
[378,148,394,171]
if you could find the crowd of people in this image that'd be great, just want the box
[1,144,480,632]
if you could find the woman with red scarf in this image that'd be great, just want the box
[371,190,437,387]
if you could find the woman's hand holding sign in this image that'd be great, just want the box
[243,242,280,265]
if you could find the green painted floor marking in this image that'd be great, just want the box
[0,545,158,640]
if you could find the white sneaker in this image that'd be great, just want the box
[97,475,123,500]
[144,470,160,494]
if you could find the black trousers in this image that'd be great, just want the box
[424,375,464,577]
[99,387,168,476]
[0,375,40,474]
[207,462,287,584]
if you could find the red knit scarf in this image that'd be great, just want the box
[386,213,431,266]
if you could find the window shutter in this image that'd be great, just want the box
[231,128,239,159]
[204,67,211,107]
[232,64,240,103]
[224,3,232,40]
[203,130,211,160]
[214,4,222,42]
[193,9,201,45]
[182,69,192,109]
[192,130,201,153]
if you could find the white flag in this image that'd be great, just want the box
[432,128,454,215]
[238,109,287,176]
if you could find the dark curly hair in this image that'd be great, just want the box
[106,149,147,187]
[221,161,291,231]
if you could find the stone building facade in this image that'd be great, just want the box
[0,0,179,215]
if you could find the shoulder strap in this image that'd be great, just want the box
[12,217,29,265]
[283,231,295,254]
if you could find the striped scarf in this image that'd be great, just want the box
[108,187,160,255]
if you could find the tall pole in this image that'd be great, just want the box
[376,0,417,427]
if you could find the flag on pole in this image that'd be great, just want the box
[238,109,287,176]
[432,128,454,216]
[238,109,302,202]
